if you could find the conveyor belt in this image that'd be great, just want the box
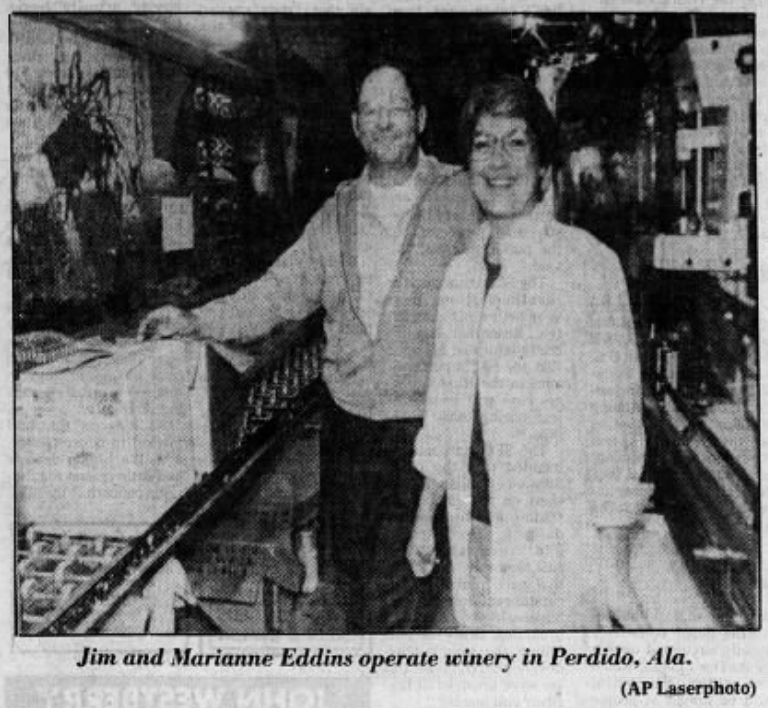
[19,338,325,635]
[645,390,758,629]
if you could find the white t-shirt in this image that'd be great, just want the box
[356,159,423,339]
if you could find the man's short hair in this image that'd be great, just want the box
[352,58,424,111]
[459,75,559,168]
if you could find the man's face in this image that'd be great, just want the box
[352,67,426,169]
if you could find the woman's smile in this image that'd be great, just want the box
[483,176,515,188]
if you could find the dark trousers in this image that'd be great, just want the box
[320,399,447,632]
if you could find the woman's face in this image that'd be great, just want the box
[470,114,544,221]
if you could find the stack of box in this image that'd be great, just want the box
[16,339,245,536]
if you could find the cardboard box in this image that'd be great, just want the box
[16,340,245,534]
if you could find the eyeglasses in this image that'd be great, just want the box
[471,132,533,160]
[357,104,415,123]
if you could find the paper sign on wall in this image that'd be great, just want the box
[161,197,195,252]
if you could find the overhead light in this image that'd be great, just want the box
[509,13,529,30]
[151,14,247,51]
[613,14,637,29]
[508,14,548,48]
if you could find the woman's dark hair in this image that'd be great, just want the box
[459,75,559,168]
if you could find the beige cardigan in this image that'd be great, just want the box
[194,160,479,420]
[413,210,651,629]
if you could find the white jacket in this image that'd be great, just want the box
[413,209,651,629]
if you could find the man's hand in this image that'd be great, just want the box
[137,305,200,341]
[407,518,438,578]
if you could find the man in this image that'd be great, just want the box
[138,62,478,631]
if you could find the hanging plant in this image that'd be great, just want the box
[34,48,128,301]
[41,49,123,204]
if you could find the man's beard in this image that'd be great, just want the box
[367,134,417,167]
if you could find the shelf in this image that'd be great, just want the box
[46,14,261,89]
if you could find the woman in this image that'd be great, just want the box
[406,76,652,630]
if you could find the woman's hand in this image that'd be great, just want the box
[598,526,650,630]
[407,518,438,578]
[599,565,650,629]
[407,477,446,578]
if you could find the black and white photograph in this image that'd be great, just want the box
[2,5,765,704]
[8,9,758,637]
